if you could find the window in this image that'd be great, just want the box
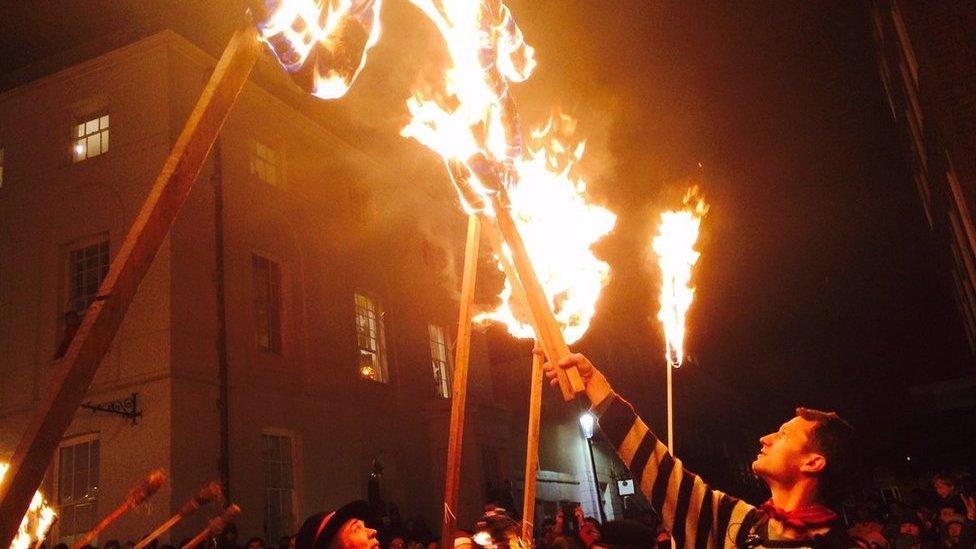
[58,438,100,544]
[67,239,109,314]
[428,324,452,398]
[73,114,109,162]
[355,292,387,382]
[250,140,280,185]
[252,255,282,354]
[261,433,296,542]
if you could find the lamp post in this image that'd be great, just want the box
[579,413,607,523]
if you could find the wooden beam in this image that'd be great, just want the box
[0,23,260,547]
[521,345,543,543]
[482,199,585,401]
[440,215,481,549]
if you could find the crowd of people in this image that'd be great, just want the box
[845,473,975,549]
[44,352,973,549]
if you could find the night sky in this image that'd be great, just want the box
[1,1,971,471]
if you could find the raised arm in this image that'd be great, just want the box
[540,351,756,549]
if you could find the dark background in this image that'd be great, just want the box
[1,1,971,478]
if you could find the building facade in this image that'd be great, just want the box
[0,30,523,545]
[871,0,976,352]
[870,0,976,470]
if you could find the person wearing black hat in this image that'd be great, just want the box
[296,501,379,549]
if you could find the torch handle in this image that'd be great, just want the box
[70,500,136,549]
[483,201,585,400]
[70,469,166,549]
[133,515,181,549]
[179,505,240,549]
[134,480,221,549]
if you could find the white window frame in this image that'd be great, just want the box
[65,235,110,315]
[55,434,100,545]
[354,292,388,383]
[250,139,281,186]
[428,323,452,398]
[260,430,299,542]
[72,113,109,162]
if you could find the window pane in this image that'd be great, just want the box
[57,439,100,538]
[73,139,86,161]
[99,115,109,130]
[85,119,98,135]
[101,130,109,153]
[89,440,99,492]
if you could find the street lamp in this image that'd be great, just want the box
[579,413,607,523]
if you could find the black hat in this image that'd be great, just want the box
[296,500,370,549]
[597,520,656,548]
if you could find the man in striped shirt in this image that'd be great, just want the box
[541,351,859,549]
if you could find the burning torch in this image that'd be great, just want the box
[652,188,707,452]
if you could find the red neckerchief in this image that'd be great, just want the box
[760,499,839,531]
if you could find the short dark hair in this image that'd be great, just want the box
[796,407,855,503]
[932,472,955,487]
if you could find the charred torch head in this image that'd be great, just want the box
[254,0,382,99]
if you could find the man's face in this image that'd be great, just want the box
[247,541,263,549]
[948,523,963,540]
[335,519,379,549]
[389,538,405,549]
[899,523,920,537]
[751,416,820,484]
[933,480,953,499]
[938,507,955,525]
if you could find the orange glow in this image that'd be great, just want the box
[652,188,707,367]
[474,115,614,343]
[255,0,382,99]
[1,463,56,549]
[400,2,614,344]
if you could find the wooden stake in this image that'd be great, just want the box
[0,22,260,547]
[71,470,167,549]
[440,215,481,549]
[521,345,544,544]
[480,202,584,401]
[134,481,223,549]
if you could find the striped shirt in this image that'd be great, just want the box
[595,392,758,549]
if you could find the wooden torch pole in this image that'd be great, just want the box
[479,203,584,401]
[178,505,241,549]
[70,470,167,549]
[134,481,223,549]
[521,345,544,543]
[0,22,260,547]
[440,215,481,549]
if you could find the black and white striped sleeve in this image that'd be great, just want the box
[594,392,756,549]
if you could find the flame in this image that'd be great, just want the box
[652,188,707,367]
[474,117,614,343]
[401,0,536,200]
[400,2,614,344]
[255,0,382,99]
[1,463,57,549]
